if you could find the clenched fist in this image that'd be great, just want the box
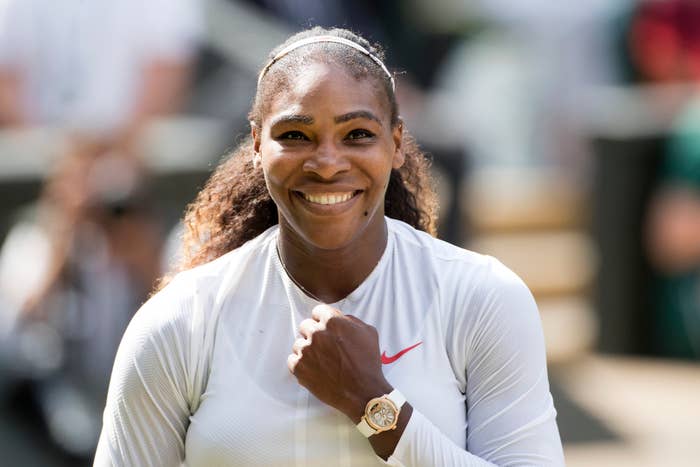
[288,304,393,423]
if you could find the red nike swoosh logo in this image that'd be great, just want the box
[381,341,422,364]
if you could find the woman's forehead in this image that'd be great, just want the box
[262,61,390,125]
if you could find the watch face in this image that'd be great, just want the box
[367,399,397,430]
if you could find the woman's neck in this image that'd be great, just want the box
[277,218,388,304]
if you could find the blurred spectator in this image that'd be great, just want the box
[646,97,700,359]
[0,0,202,460]
[0,0,202,152]
[413,0,622,175]
[627,0,700,360]
[0,148,163,458]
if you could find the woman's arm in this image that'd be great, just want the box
[289,261,564,466]
[382,262,563,466]
[288,308,500,465]
[94,285,196,466]
[457,260,564,465]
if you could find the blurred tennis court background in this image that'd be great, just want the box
[0,1,698,465]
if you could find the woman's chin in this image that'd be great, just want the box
[278,207,385,252]
[298,228,358,251]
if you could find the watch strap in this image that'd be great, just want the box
[357,417,376,437]
[387,389,406,409]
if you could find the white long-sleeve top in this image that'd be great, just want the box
[94,218,564,466]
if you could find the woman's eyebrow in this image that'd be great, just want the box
[269,114,314,127]
[334,110,382,125]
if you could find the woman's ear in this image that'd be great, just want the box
[392,120,405,169]
[251,121,262,168]
[251,121,261,153]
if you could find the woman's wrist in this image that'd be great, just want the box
[369,402,413,460]
[343,378,394,423]
[342,381,412,460]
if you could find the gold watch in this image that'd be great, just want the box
[356,389,406,437]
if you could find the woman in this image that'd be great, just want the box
[95,27,564,466]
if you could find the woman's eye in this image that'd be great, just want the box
[346,129,375,141]
[278,131,308,141]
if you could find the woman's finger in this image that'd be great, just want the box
[287,353,300,374]
[292,337,309,355]
[311,304,341,324]
[299,318,320,338]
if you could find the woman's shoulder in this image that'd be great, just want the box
[387,217,532,307]
[133,226,278,336]
[176,225,278,285]
[387,217,504,273]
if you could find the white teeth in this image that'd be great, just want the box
[303,192,354,205]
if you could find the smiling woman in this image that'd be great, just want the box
[94,27,565,467]
[255,59,406,277]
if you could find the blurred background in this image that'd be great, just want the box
[0,0,698,465]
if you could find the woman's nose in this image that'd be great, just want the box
[302,141,351,179]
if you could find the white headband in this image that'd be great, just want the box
[257,35,395,91]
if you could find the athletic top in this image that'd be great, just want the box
[94,218,564,466]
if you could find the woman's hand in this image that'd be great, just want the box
[288,304,413,460]
[287,304,393,422]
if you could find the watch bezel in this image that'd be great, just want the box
[363,395,399,433]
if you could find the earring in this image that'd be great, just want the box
[253,152,261,169]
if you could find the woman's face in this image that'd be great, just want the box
[253,61,403,251]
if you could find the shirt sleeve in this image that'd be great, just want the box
[94,278,197,467]
[385,258,565,466]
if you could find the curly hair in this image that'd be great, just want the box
[169,27,438,279]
